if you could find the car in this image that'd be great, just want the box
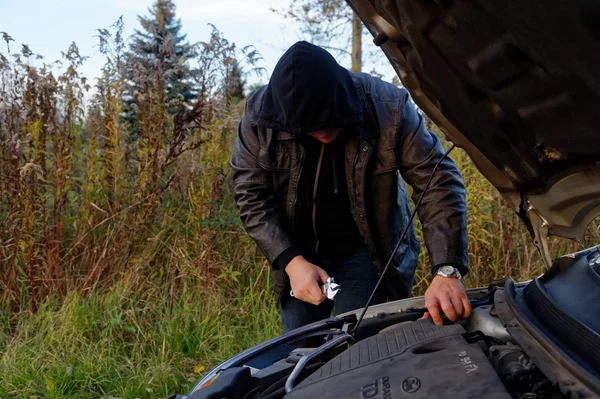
[170,1,600,398]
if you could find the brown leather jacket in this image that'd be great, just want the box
[231,73,468,303]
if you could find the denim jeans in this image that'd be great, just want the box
[280,247,382,333]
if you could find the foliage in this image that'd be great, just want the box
[0,259,278,398]
[0,18,257,313]
[276,0,374,73]
[274,0,353,56]
[272,0,390,74]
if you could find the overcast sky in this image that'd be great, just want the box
[1,0,301,86]
[0,0,395,92]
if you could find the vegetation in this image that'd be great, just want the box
[274,0,364,71]
[1,8,599,399]
[273,0,401,83]
[125,0,197,126]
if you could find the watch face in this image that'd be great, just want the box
[440,265,454,275]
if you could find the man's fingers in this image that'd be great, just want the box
[316,267,329,284]
[426,298,443,326]
[289,262,329,305]
[424,276,470,324]
[308,280,325,305]
[461,295,472,319]
[450,294,464,319]
[299,291,324,306]
[312,267,328,304]
[440,296,457,322]
[429,306,443,326]
[292,281,323,305]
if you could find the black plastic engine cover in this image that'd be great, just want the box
[285,319,510,398]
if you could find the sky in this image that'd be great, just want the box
[0,0,300,87]
[0,0,395,92]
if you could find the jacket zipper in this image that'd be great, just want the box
[289,144,305,230]
[312,143,325,254]
[357,142,384,271]
[278,141,304,305]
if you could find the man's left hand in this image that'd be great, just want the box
[423,275,471,326]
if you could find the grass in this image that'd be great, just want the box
[0,259,280,398]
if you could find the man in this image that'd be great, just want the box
[231,41,470,333]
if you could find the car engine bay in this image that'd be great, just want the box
[182,246,600,399]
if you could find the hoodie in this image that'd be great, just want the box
[255,42,366,268]
[256,41,364,134]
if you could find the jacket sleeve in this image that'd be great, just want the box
[230,108,297,268]
[395,92,469,276]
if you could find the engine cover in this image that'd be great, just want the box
[285,319,510,398]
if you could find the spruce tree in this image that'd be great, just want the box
[123,0,197,132]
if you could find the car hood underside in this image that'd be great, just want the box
[346,0,600,265]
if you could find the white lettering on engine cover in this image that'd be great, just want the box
[457,351,479,374]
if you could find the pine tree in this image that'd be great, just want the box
[123,0,197,132]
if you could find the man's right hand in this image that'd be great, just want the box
[285,256,329,305]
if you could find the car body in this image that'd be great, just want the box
[171,1,600,398]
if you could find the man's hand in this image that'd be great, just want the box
[285,256,329,305]
[423,275,471,326]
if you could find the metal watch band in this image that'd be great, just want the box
[436,265,463,280]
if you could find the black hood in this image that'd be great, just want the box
[255,41,364,135]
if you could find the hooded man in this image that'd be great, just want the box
[231,41,470,333]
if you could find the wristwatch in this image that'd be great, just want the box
[436,265,463,280]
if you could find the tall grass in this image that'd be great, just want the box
[0,23,599,398]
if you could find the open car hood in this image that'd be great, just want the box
[346,0,600,265]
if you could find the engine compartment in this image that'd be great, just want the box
[286,319,510,399]
[188,296,563,399]
[184,246,600,399]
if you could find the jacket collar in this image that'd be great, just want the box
[352,76,379,143]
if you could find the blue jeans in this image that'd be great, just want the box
[280,248,382,333]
